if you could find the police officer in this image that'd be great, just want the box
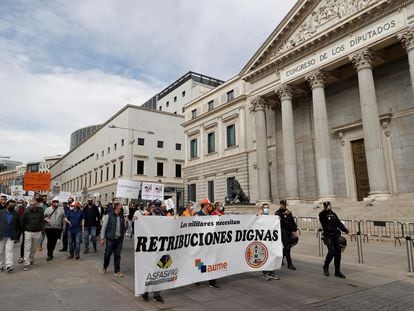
[275,200,298,270]
[319,201,352,278]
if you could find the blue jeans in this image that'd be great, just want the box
[68,231,82,257]
[103,238,123,273]
[83,226,97,252]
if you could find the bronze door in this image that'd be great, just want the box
[351,139,370,201]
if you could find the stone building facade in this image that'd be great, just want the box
[183,0,414,204]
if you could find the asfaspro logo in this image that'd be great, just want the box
[195,258,228,273]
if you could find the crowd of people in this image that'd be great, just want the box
[0,194,351,305]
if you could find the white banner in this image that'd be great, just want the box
[134,214,282,295]
[116,179,141,199]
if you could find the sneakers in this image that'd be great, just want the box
[6,267,14,273]
[18,258,24,264]
[101,267,107,274]
[46,256,53,261]
[323,266,329,277]
[209,283,221,289]
[75,256,80,260]
[29,261,34,266]
[287,263,296,270]
[67,255,74,259]
[140,293,149,302]
[267,274,280,280]
[335,271,346,279]
[153,295,164,304]
[58,248,67,252]
[113,272,124,277]
[23,266,29,271]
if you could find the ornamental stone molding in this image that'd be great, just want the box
[349,48,374,70]
[271,0,381,58]
[398,27,414,52]
[275,84,293,101]
[305,69,327,89]
[249,96,267,113]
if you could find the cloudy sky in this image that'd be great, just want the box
[0,0,296,164]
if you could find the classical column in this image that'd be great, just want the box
[398,28,414,101]
[305,69,335,199]
[275,84,299,200]
[349,48,389,197]
[239,106,247,150]
[250,96,271,203]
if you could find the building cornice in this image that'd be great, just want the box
[243,0,410,83]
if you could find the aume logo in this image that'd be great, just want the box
[195,258,228,273]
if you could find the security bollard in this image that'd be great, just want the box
[317,229,324,257]
[355,220,364,264]
[356,232,364,264]
[406,236,414,273]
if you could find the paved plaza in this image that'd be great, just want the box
[2,231,414,311]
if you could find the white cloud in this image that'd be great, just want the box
[0,0,297,163]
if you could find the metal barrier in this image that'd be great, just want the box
[316,229,324,257]
[296,216,320,232]
[355,220,364,264]
[358,220,403,242]
[406,236,414,273]
[407,223,414,237]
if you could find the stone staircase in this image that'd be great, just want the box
[226,193,414,223]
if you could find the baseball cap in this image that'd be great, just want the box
[200,198,211,205]
[70,201,80,207]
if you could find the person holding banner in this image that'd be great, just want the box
[259,203,280,281]
[100,202,125,277]
[275,200,298,270]
[181,201,196,217]
[140,200,165,304]
[196,198,222,289]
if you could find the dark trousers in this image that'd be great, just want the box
[61,226,68,250]
[324,235,341,272]
[45,228,61,257]
[103,238,123,273]
[281,229,293,264]
[20,231,25,258]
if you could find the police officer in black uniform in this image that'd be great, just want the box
[319,201,352,278]
[275,200,298,270]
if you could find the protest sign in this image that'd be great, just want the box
[116,179,141,199]
[24,172,51,191]
[134,214,282,295]
[51,181,62,196]
[153,183,164,200]
[141,182,153,200]
[59,191,72,202]
[10,185,24,198]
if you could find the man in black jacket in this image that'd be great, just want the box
[319,201,352,278]
[275,200,298,270]
[22,199,44,271]
[0,199,21,272]
[83,198,101,254]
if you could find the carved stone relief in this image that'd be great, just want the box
[270,0,380,59]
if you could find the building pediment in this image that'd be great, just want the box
[241,0,390,81]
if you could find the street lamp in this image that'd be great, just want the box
[108,125,154,135]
